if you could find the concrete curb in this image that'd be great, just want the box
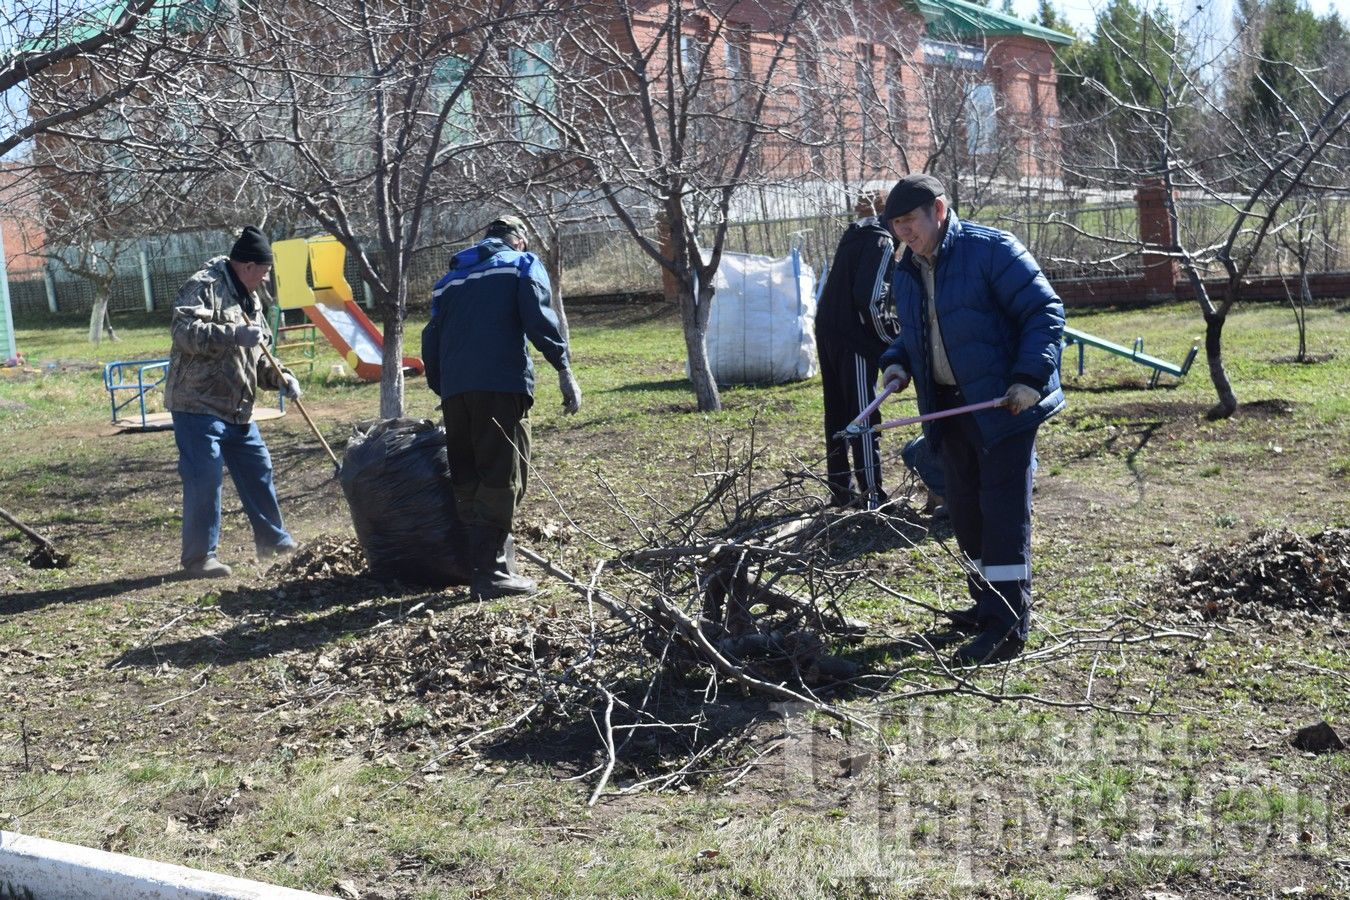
[0,830,334,899]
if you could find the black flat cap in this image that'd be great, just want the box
[229,225,273,265]
[883,174,946,221]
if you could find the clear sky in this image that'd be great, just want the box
[1008,0,1344,36]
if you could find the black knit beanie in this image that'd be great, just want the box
[229,225,273,264]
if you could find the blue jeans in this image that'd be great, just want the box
[172,412,292,566]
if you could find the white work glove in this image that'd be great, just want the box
[559,367,582,415]
[881,364,910,392]
[1003,383,1040,414]
[282,373,303,401]
[233,323,264,348]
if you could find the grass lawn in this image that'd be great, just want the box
[1,296,1348,899]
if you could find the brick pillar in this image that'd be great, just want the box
[1135,180,1178,300]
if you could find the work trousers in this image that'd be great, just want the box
[441,391,531,533]
[172,411,292,567]
[930,387,1036,640]
[818,332,884,503]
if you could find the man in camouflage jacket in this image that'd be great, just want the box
[165,226,302,578]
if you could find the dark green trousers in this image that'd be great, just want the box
[441,391,531,532]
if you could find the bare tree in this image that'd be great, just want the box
[1,2,244,345]
[534,0,819,412]
[1273,199,1324,362]
[62,0,549,418]
[1058,8,1350,417]
[1,0,178,156]
[64,233,127,345]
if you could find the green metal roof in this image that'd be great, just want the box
[14,0,218,54]
[913,0,1075,46]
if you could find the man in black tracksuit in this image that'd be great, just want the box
[815,194,900,509]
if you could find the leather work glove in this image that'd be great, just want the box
[559,367,582,415]
[881,364,910,393]
[234,323,264,348]
[282,373,303,401]
[1003,383,1040,414]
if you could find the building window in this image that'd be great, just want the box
[430,56,476,147]
[795,46,825,168]
[510,43,560,149]
[680,34,705,88]
[886,50,907,139]
[965,82,997,156]
[855,43,883,173]
[724,31,750,109]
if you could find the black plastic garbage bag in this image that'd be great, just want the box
[341,417,470,586]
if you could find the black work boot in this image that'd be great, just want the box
[944,604,982,633]
[471,527,537,599]
[951,626,1025,667]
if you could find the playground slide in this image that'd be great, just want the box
[271,236,424,383]
[303,300,424,382]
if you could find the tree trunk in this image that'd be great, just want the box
[379,283,407,420]
[87,286,118,345]
[1296,261,1311,362]
[88,296,106,345]
[1203,311,1238,419]
[680,278,721,412]
[545,233,569,343]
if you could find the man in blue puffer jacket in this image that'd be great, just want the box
[877,174,1065,665]
[422,215,582,599]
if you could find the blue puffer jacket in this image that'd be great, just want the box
[422,238,570,399]
[878,214,1065,447]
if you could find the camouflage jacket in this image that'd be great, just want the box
[164,256,290,423]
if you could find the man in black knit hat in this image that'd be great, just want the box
[164,225,303,578]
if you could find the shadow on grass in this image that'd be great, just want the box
[1064,378,1182,393]
[0,572,183,616]
[480,674,778,775]
[107,578,474,670]
[605,378,693,394]
[815,507,942,563]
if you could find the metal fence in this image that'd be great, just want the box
[8,189,1348,321]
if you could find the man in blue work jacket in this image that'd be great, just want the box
[423,216,581,599]
[878,174,1065,665]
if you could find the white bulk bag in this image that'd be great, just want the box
[704,249,817,385]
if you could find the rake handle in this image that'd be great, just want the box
[0,503,63,555]
[245,313,341,472]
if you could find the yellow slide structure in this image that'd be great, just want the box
[271,236,424,382]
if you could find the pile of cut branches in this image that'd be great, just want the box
[1172,527,1350,620]
[276,431,1202,800]
[609,437,914,695]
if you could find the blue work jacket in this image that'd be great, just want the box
[878,214,1065,446]
[422,239,570,399]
